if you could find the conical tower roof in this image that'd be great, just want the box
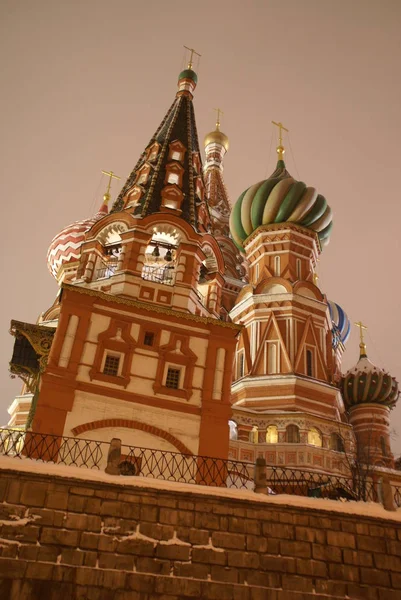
[111,68,209,232]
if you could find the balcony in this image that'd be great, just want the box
[141,264,176,286]
[97,261,118,279]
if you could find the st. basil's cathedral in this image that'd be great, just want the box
[7,53,400,481]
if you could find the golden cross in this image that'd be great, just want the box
[184,45,201,69]
[354,321,367,345]
[214,108,223,130]
[101,170,121,195]
[272,121,289,146]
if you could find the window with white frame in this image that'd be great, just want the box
[266,425,278,443]
[274,256,281,276]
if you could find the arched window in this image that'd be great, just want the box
[308,427,323,447]
[267,342,278,375]
[286,424,300,443]
[255,263,259,283]
[330,433,345,452]
[266,425,278,443]
[306,349,313,377]
[237,351,245,379]
[380,436,387,456]
[228,420,238,441]
[274,256,281,276]
[249,425,258,444]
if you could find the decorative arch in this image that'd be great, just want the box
[71,418,193,455]
[293,280,324,301]
[255,276,292,295]
[87,212,135,240]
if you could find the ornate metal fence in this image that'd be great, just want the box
[0,428,399,503]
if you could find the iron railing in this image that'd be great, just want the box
[97,261,118,279]
[0,428,399,503]
[141,264,176,286]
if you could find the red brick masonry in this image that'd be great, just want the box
[0,466,400,599]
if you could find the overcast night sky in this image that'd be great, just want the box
[1,0,400,453]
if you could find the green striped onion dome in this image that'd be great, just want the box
[341,354,399,410]
[229,160,333,252]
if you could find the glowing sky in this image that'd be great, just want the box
[1,0,400,453]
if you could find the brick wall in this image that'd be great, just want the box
[0,466,400,599]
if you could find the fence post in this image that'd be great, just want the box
[105,438,122,475]
[254,457,267,494]
[380,476,397,512]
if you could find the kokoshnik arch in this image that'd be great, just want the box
[7,53,399,476]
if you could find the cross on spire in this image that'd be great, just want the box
[101,170,121,203]
[214,108,223,131]
[184,46,201,70]
[272,121,289,160]
[354,320,368,358]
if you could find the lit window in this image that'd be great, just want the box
[103,354,120,377]
[144,332,155,346]
[166,367,180,389]
[274,256,281,276]
[138,172,147,184]
[171,151,182,161]
[249,425,258,444]
[167,172,179,185]
[286,424,300,443]
[308,427,322,447]
[229,420,238,441]
[266,425,278,443]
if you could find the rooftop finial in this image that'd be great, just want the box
[355,320,368,358]
[272,120,289,162]
[214,107,223,131]
[101,170,121,204]
[184,45,201,70]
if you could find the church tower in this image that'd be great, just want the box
[14,57,240,459]
[227,124,352,472]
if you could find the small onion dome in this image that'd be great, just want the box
[229,160,333,252]
[204,128,229,152]
[341,351,399,410]
[328,300,351,348]
[178,68,198,85]
[47,202,108,279]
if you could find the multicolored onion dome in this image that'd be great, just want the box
[341,349,399,410]
[229,160,333,252]
[47,203,108,279]
[328,300,351,348]
[178,68,198,84]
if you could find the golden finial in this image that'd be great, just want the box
[354,321,368,357]
[313,258,320,285]
[214,108,223,131]
[184,46,201,70]
[272,121,289,161]
[101,170,121,204]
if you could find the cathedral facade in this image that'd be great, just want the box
[7,59,400,479]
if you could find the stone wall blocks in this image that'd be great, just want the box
[390,572,401,589]
[94,489,119,500]
[60,548,85,566]
[0,557,27,578]
[246,535,268,553]
[329,563,359,582]
[358,535,386,553]
[277,512,294,524]
[227,550,260,569]
[262,522,294,540]
[101,568,127,590]
[187,527,209,546]
[200,580,240,600]
[192,547,227,566]
[295,526,325,544]
[246,570,281,589]
[140,522,174,541]
[178,499,195,511]
[211,532,246,550]
[211,565,239,583]
[260,555,296,574]
[0,524,40,544]
[315,579,347,597]
[5,481,23,504]
[296,557,327,578]
[18,546,39,561]
[159,507,178,525]
[176,510,194,527]
[137,556,171,575]
[154,575,202,597]
[308,515,333,529]
[83,550,97,567]
[343,548,373,567]
[69,486,95,497]
[84,497,102,514]
[98,534,118,552]
[98,552,134,571]
[194,511,220,530]
[79,532,100,550]
[327,530,355,549]
[360,567,391,587]
[140,505,158,522]
[20,482,48,507]
[228,517,246,534]
[0,478,8,502]
[377,589,401,600]
[66,495,86,513]
[126,572,155,593]
[25,561,54,581]
[116,539,154,557]
[280,540,311,559]
[52,564,76,583]
[174,561,210,579]
[155,543,190,562]
[37,546,60,563]
[281,573,314,593]
[347,583,379,600]
[40,527,80,547]
[386,539,401,556]
[0,543,19,558]
[46,491,69,511]
[0,503,26,521]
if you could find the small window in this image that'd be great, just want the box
[255,263,259,283]
[296,259,301,279]
[308,427,323,447]
[286,424,300,443]
[237,352,245,379]
[306,349,313,377]
[138,172,147,184]
[266,425,278,444]
[380,436,387,457]
[171,151,182,161]
[274,256,281,276]
[166,367,180,389]
[103,354,120,377]
[229,420,238,441]
[167,172,180,185]
[249,425,258,444]
[144,332,155,347]
[330,433,345,452]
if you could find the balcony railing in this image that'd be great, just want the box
[141,264,176,286]
[97,261,118,279]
